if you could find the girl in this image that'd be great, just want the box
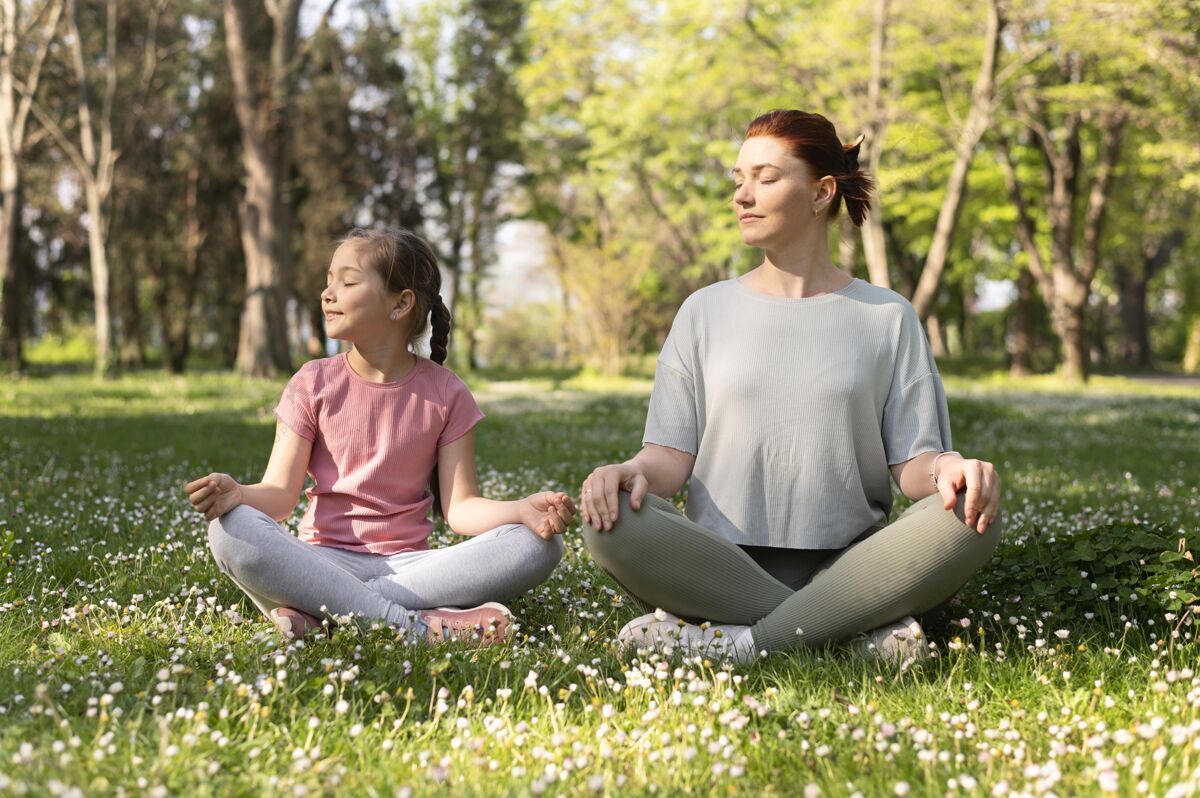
[188,228,575,645]
[579,110,1002,667]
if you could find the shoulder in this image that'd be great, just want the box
[683,279,738,311]
[842,280,920,328]
[288,355,343,394]
[669,279,739,330]
[420,358,475,402]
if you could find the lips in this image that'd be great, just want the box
[739,214,763,223]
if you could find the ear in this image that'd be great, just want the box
[813,175,837,213]
[389,289,416,321]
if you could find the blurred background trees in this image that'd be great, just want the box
[0,0,1195,381]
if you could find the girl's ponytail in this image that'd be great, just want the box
[430,299,451,366]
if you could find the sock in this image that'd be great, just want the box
[732,626,759,660]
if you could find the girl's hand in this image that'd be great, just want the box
[581,461,648,532]
[934,455,1001,534]
[185,473,245,522]
[519,491,577,540]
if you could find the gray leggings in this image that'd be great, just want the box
[584,492,1000,652]
[208,505,564,629]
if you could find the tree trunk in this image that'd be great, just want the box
[165,163,204,374]
[1,0,62,372]
[926,314,947,358]
[1055,277,1089,383]
[465,216,485,371]
[225,0,299,377]
[306,297,325,357]
[1115,229,1183,369]
[122,253,146,367]
[1115,264,1149,368]
[909,0,1001,319]
[0,172,20,372]
[1008,267,1034,376]
[995,99,1124,384]
[1184,317,1200,374]
[859,0,890,289]
[838,214,858,275]
[84,182,116,376]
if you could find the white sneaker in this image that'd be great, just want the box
[853,615,929,668]
[617,608,758,665]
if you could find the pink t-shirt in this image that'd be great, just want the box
[274,353,485,555]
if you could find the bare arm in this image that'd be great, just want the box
[890,450,1001,534]
[580,442,696,531]
[439,430,575,540]
[184,421,312,522]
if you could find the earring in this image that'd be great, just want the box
[389,311,400,320]
[813,206,820,217]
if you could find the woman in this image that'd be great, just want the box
[579,110,1001,666]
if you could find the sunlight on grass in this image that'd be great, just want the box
[0,372,1197,795]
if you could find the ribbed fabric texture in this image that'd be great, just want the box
[583,492,1001,654]
[208,505,563,629]
[643,277,952,549]
[275,354,484,554]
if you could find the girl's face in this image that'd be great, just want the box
[320,242,411,342]
[730,136,829,249]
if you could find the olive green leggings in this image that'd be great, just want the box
[583,491,1001,653]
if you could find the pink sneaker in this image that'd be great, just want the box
[420,602,512,647]
[269,607,326,640]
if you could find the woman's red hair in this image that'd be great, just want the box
[744,110,874,227]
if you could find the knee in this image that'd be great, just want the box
[582,491,670,572]
[581,491,636,567]
[207,505,274,574]
[534,527,565,573]
[944,494,1003,570]
[509,524,564,578]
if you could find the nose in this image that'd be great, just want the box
[733,182,752,208]
[321,284,334,303]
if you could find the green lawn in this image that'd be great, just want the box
[0,370,1198,796]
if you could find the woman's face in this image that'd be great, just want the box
[320,242,399,342]
[730,136,823,249]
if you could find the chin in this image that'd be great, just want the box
[740,231,770,249]
[324,322,352,343]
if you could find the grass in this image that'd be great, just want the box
[0,368,1198,796]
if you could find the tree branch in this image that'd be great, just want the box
[630,159,700,268]
[910,0,1002,319]
[26,97,89,177]
[11,0,65,154]
[1079,110,1125,284]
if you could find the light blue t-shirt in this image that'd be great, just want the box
[643,277,951,549]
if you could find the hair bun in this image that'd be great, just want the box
[844,133,865,172]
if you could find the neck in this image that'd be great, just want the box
[346,333,417,383]
[748,223,851,298]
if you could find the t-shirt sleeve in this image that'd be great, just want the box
[438,372,486,448]
[274,366,318,441]
[643,300,702,456]
[881,305,952,465]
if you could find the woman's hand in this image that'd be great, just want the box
[185,473,245,522]
[934,455,1001,534]
[581,462,649,532]
[518,491,577,540]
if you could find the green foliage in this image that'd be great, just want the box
[963,522,1200,626]
[24,326,96,367]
